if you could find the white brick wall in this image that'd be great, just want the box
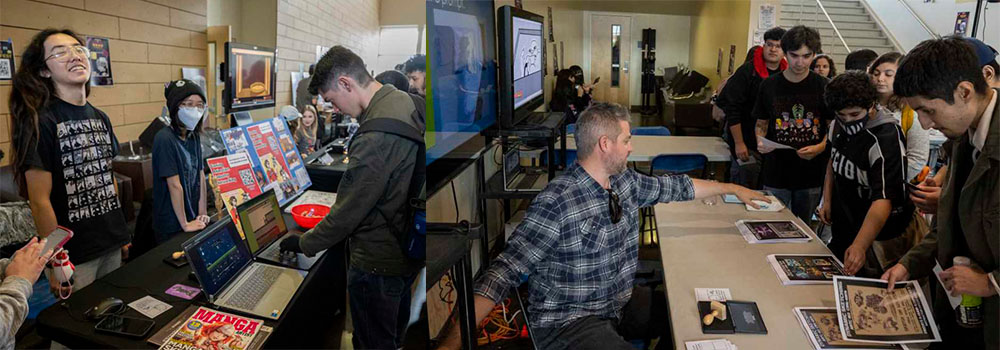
[274,0,380,108]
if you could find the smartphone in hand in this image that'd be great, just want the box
[40,226,73,261]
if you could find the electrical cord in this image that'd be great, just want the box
[450,181,460,222]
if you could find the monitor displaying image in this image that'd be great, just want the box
[226,42,276,113]
[511,16,543,109]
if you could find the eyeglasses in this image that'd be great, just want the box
[764,42,781,50]
[607,187,622,224]
[180,101,206,109]
[45,45,90,62]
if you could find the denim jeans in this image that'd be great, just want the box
[764,186,822,223]
[348,267,417,350]
[532,285,670,350]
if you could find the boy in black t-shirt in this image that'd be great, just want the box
[816,71,914,277]
[753,25,834,221]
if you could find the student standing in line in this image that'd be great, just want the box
[910,37,1000,214]
[717,26,787,189]
[753,25,834,221]
[883,36,999,349]
[7,29,130,294]
[844,48,877,71]
[816,71,915,278]
[811,54,837,79]
[869,52,930,180]
[151,80,210,244]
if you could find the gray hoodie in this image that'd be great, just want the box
[0,259,32,350]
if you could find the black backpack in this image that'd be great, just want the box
[348,94,426,262]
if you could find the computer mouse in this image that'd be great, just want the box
[85,297,124,321]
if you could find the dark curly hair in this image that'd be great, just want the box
[763,27,786,42]
[824,71,878,113]
[895,37,988,104]
[781,25,821,55]
[402,54,426,74]
[810,54,837,78]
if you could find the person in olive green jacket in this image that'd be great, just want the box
[280,46,424,350]
[883,37,999,349]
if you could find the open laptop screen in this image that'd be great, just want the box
[237,190,287,253]
[184,220,254,297]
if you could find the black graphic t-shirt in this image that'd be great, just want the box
[25,98,130,263]
[826,117,914,259]
[753,72,834,189]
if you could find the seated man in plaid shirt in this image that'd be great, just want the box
[439,103,769,350]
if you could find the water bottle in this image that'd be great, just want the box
[953,256,983,328]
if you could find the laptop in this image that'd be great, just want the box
[502,145,548,192]
[183,219,305,320]
[236,190,323,271]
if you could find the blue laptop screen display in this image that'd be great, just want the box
[189,222,252,296]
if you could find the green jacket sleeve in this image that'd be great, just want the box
[298,132,391,256]
[899,223,938,279]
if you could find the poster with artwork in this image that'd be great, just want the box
[219,117,310,206]
[86,36,113,86]
[206,152,263,238]
[794,307,907,350]
[955,12,969,35]
[753,29,765,47]
[0,40,14,80]
[759,4,776,29]
[833,276,941,344]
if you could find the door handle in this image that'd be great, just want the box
[624,61,629,73]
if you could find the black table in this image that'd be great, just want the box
[36,213,347,349]
[304,151,348,192]
[427,234,476,350]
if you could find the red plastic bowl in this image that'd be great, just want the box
[291,204,330,229]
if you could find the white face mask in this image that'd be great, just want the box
[177,106,204,131]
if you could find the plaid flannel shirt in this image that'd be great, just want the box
[474,163,694,329]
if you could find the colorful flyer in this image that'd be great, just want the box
[219,117,310,206]
[0,40,14,81]
[86,36,113,86]
[834,276,941,344]
[794,307,907,349]
[158,306,265,350]
[207,152,263,237]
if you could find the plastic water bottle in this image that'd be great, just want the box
[953,256,983,328]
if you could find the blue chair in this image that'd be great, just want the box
[631,126,671,136]
[639,154,709,246]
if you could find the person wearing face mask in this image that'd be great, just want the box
[151,79,210,244]
[869,52,929,180]
[816,71,915,278]
[8,29,130,295]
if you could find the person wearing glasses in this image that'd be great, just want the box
[151,80,211,244]
[437,103,768,350]
[6,29,130,295]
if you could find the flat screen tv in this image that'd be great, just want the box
[225,42,277,113]
[426,0,498,165]
[496,5,545,129]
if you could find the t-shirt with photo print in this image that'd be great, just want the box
[25,98,130,264]
[753,71,834,190]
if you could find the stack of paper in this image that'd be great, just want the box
[736,220,812,244]
[685,339,738,350]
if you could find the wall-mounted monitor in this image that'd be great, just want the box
[225,42,277,113]
[496,5,545,129]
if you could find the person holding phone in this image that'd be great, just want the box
[7,29,130,296]
[152,80,210,243]
[0,238,53,348]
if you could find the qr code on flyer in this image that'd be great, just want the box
[0,60,11,80]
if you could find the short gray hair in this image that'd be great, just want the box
[575,102,630,159]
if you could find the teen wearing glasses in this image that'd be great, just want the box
[438,103,768,350]
[7,29,130,295]
[151,80,210,243]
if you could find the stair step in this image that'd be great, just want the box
[781,10,871,22]
[783,3,867,15]
[779,18,879,30]
[816,28,884,38]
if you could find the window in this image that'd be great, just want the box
[375,25,421,73]
[611,24,621,87]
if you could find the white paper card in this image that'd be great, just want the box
[128,295,172,319]
[934,262,963,309]
[758,137,795,150]
[695,288,732,302]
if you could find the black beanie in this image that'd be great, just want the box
[164,79,207,119]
